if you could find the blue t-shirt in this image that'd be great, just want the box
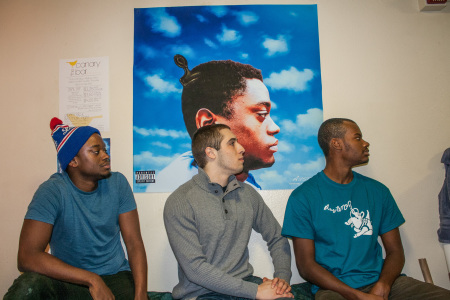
[282,171,405,294]
[25,172,137,275]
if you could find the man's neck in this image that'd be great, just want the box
[323,162,354,184]
[203,167,231,187]
[67,172,99,192]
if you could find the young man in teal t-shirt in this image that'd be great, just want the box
[282,118,450,300]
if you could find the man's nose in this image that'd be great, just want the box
[267,116,280,135]
[101,150,110,160]
[237,142,245,154]
[364,140,370,147]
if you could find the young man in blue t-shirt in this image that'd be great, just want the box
[282,118,450,300]
[4,118,148,300]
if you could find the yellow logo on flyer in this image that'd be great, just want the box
[67,114,102,126]
[67,60,77,67]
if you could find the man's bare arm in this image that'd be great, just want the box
[292,237,382,300]
[369,228,404,300]
[119,209,148,300]
[18,219,114,300]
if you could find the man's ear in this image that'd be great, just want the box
[68,157,78,168]
[330,138,343,152]
[195,108,217,129]
[205,147,217,160]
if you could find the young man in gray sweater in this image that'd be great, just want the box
[164,124,293,300]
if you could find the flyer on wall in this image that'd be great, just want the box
[59,56,110,132]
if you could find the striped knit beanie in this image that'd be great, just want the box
[50,117,100,171]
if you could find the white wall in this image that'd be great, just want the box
[1,0,449,296]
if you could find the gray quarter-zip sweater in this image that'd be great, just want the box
[164,168,291,300]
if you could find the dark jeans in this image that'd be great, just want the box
[315,275,450,300]
[4,270,137,300]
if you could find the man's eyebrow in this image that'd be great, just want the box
[252,101,271,109]
[228,137,237,143]
[259,101,271,107]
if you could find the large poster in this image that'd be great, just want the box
[133,5,324,193]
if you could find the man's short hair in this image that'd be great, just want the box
[318,118,356,157]
[192,124,231,169]
[181,60,263,138]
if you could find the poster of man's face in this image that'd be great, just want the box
[133,5,324,193]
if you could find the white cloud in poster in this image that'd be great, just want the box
[278,140,294,153]
[256,156,324,189]
[204,38,218,49]
[299,145,313,152]
[262,35,288,56]
[151,141,172,150]
[216,25,242,44]
[287,157,325,173]
[196,14,207,23]
[137,45,157,59]
[134,151,177,169]
[144,74,181,94]
[170,44,195,58]
[209,6,228,18]
[259,170,285,186]
[280,108,323,139]
[134,126,188,139]
[278,141,313,155]
[150,8,181,38]
[240,52,249,59]
[265,67,314,92]
[233,11,259,26]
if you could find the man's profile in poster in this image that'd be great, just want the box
[147,55,280,192]
[133,5,324,192]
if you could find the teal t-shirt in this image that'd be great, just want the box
[25,172,136,275]
[282,171,405,294]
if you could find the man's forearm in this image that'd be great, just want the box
[19,251,105,290]
[375,250,404,289]
[18,219,112,296]
[127,241,148,299]
[375,228,405,292]
[299,261,365,300]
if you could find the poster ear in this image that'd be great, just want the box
[195,108,217,128]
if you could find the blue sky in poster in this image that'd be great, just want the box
[133,5,324,192]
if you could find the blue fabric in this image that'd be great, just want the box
[50,120,100,170]
[245,173,261,190]
[282,171,405,294]
[25,172,137,275]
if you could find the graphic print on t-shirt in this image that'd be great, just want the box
[324,201,373,238]
[345,208,373,238]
